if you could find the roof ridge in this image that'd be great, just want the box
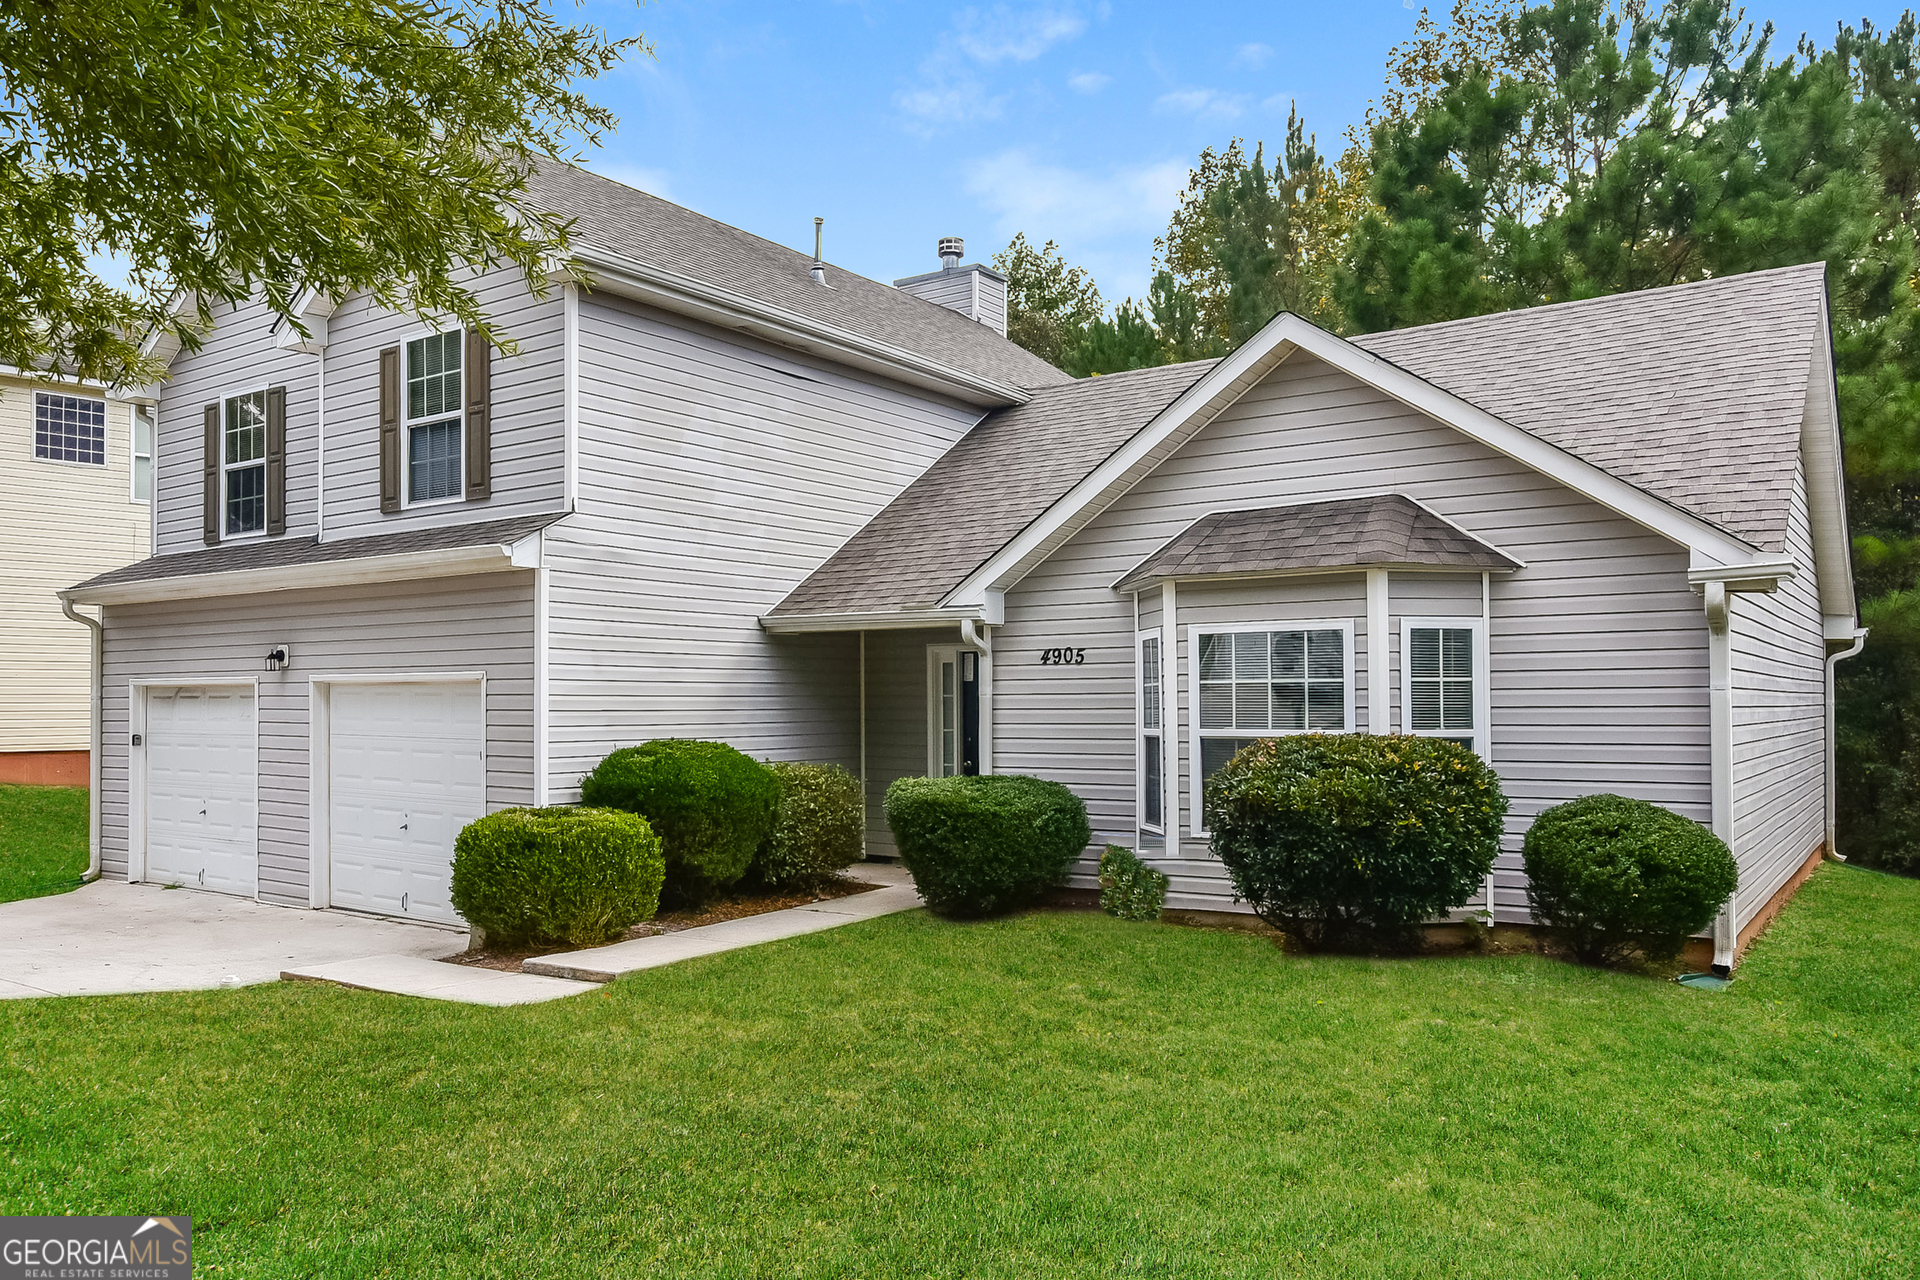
[1351,261,1828,345]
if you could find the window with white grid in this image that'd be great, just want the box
[1194,625,1350,786]
[1139,632,1164,830]
[405,330,463,503]
[1404,623,1481,753]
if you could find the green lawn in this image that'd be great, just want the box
[1,865,1916,1277]
[0,783,88,904]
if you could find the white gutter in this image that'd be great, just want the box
[61,531,545,608]
[568,246,1031,409]
[1825,625,1868,862]
[760,601,1002,634]
[58,597,103,881]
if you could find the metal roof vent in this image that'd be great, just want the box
[938,237,965,270]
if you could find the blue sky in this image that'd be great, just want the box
[576,1,1908,307]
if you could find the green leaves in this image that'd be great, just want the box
[0,0,647,383]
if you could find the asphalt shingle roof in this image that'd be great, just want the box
[525,160,1070,393]
[1113,495,1522,592]
[772,265,1827,618]
[68,514,562,592]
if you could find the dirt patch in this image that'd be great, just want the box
[443,875,883,973]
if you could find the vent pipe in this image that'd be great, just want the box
[810,217,827,285]
[939,237,965,270]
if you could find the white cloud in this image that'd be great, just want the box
[1067,70,1111,94]
[1155,88,1248,121]
[954,6,1088,64]
[587,161,675,202]
[1231,42,1274,70]
[964,149,1188,248]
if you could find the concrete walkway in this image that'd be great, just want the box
[525,862,921,983]
[0,880,466,999]
[282,954,596,1006]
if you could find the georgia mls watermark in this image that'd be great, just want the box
[1,1216,191,1280]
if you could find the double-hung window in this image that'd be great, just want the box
[1402,620,1485,755]
[406,330,463,504]
[1139,631,1164,830]
[223,391,268,535]
[1195,624,1352,787]
[132,406,155,501]
[35,393,106,465]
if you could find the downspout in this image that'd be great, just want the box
[859,630,867,859]
[1825,627,1868,862]
[314,345,325,540]
[1704,581,1737,975]
[59,595,103,881]
[960,618,993,775]
[1162,579,1179,860]
[1481,570,1496,924]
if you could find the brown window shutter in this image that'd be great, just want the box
[265,385,287,536]
[202,402,221,544]
[464,327,491,501]
[378,345,401,513]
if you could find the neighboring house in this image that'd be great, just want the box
[2,372,152,784]
[63,161,1858,972]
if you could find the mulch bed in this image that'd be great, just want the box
[443,875,883,974]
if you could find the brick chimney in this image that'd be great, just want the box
[893,238,1007,336]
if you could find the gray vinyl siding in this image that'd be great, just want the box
[97,573,536,905]
[543,294,981,797]
[995,351,1712,915]
[895,272,973,316]
[323,267,565,539]
[155,295,318,554]
[1728,448,1826,929]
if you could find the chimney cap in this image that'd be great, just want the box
[938,237,965,269]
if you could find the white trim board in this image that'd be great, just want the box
[945,312,1772,611]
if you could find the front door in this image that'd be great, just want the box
[927,646,980,776]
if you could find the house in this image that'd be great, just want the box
[3,370,152,785]
[62,162,1859,971]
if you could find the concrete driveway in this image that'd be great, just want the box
[0,880,466,999]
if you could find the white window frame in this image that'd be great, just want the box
[1186,618,1356,838]
[220,385,270,541]
[401,326,465,509]
[31,390,109,468]
[1398,616,1491,757]
[130,403,154,503]
[1136,628,1165,835]
[925,644,966,777]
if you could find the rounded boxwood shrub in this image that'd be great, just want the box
[1205,734,1507,952]
[1522,793,1738,965]
[450,806,664,948]
[755,761,865,889]
[1099,844,1168,921]
[578,740,782,903]
[884,774,1092,917]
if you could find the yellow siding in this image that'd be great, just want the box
[0,374,152,751]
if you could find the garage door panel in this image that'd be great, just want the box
[143,686,258,896]
[328,681,484,926]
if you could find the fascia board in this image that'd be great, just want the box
[944,313,1759,607]
[1801,287,1857,620]
[61,542,529,607]
[758,606,989,634]
[570,246,1030,409]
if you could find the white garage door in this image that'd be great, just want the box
[144,685,258,896]
[327,681,485,925]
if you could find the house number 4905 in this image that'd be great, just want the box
[1039,647,1086,665]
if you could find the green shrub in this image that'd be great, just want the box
[1205,734,1507,952]
[756,761,865,889]
[1099,844,1168,921]
[884,774,1091,917]
[1522,793,1738,965]
[579,740,782,903]
[450,806,664,948]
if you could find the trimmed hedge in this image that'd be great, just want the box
[756,761,865,889]
[1099,844,1168,921]
[1205,734,1507,951]
[1523,793,1738,965]
[450,806,664,948]
[884,774,1091,917]
[579,740,781,903]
